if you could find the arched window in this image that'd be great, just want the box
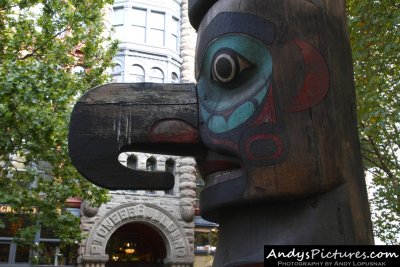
[127,155,137,170]
[146,157,156,172]
[112,64,122,74]
[164,159,175,195]
[111,63,123,82]
[145,157,157,194]
[131,64,145,82]
[149,67,164,83]
[165,159,175,174]
[171,72,179,83]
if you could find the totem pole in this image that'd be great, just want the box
[69,0,373,266]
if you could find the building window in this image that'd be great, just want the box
[165,159,175,195]
[0,240,78,265]
[146,157,156,172]
[132,8,146,43]
[0,213,78,265]
[130,64,145,82]
[127,155,138,170]
[38,242,58,265]
[0,242,31,265]
[14,244,30,263]
[149,11,165,46]
[145,157,156,194]
[171,72,179,83]
[149,67,164,83]
[168,17,180,51]
[0,243,10,263]
[165,159,175,174]
[111,63,123,82]
[112,8,124,40]
[113,6,179,52]
[112,64,122,74]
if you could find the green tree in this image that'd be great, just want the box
[0,0,117,249]
[347,0,400,244]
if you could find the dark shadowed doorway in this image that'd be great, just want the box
[106,222,167,267]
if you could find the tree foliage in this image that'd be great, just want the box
[347,0,400,244]
[0,0,117,245]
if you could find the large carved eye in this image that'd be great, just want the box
[211,48,253,85]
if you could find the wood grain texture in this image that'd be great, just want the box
[188,0,219,30]
[192,0,373,256]
[194,0,369,205]
[69,83,202,190]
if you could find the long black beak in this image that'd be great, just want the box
[68,83,203,190]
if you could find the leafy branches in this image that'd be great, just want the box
[347,0,400,244]
[0,0,116,245]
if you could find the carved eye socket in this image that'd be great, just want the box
[211,48,253,85]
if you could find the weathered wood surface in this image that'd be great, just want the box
[189,0,373,264]
[188,0,218,29]
[192,0,371,210]
[69,83,201,190]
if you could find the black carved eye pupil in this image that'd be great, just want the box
[215,56,234,79]
[211,48,253,85]
[212,53,237,83]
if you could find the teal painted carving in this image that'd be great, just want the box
[196,14,286,170]
[198,34,273,134]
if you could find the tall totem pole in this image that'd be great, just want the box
[69,0,374,266]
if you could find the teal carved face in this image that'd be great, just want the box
[198,34,273,134]
[194,8,331,217]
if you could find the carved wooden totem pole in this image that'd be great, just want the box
[69,0,374,266]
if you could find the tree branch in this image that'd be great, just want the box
[19,28,69,60]
[366,135,395,180]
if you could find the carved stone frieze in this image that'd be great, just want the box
[82,202,192,265]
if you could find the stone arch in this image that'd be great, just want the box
[82,203,192,266]
[146,156,157,171]
[126,154,138,170]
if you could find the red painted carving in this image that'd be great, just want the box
[253,85,276,125]
[284,39,330,112]
[149,119,199,143]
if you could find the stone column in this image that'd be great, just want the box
[177,157,197,266]
[180,0,196,83]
